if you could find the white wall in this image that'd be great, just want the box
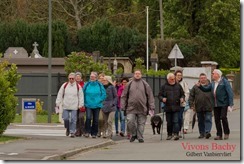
[182,67,212,89]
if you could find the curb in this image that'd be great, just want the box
[42,140,116,160]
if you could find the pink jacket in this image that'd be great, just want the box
[117,84,125,109]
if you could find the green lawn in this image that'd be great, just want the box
[0,135,22,143]
[13,114,60,123]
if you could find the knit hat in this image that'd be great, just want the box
[104,76,113,85]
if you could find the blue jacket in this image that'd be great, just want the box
[199,77,234,107]
[83,80,106,109]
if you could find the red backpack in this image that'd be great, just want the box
[62,82,80,98]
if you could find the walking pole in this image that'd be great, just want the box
[160,103,164,141]
[182,109,185,139]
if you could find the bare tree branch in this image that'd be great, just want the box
[53,0,75,18]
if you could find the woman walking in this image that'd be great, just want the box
[83,72,106,138]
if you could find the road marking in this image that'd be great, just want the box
[13,124,64,128]
[8,153,19,156]
[4,129,65,137]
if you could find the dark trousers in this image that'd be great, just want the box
[76,110,85,135]
[166,112,179,136]
[85,108,100,136]
[214,106,230,137]
[178,107,184,131]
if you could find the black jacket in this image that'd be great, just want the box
[158,82,185,112]
[189,83,213,112]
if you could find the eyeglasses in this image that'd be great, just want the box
[69,78,74,80]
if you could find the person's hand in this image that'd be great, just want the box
[228,106,233,112]
[195,82,200,87]
[55,106,59,114]
[79,106,86,112]
[149,108,155,116]
[190,107,195,112]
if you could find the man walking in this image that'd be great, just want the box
[56,72,84,138]
[121,69,155,143]
[199,69,234,140]
[158,73,185,140]
[189,73,213,139]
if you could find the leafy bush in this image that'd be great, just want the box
[0,59,21,135]
[36,99,44,114]
[146,69,170,77]
[64,51,112,81]
[133,57,170,76]
[220,68,240,75]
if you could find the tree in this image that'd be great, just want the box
[163,0,240,67]
[0,58,21,135]
[133,58,146,74]
[64,51,111,81]
[77,19,145,57]
[52,0,98,30]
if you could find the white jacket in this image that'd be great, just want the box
[179,80,190,107]
[56,82,84,110]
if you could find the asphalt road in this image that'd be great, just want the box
[68,106,241,161]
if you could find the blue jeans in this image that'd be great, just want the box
[85,108,100,136]
[166,112,179,135]
[63,109,77,134]
[115,108,125,133]
[197,111,212,135]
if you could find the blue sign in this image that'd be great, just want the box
[24,101,36,110]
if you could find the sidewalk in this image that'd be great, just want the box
[2,124,116,160]
[1,97,240,160]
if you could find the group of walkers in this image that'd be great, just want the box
[158,69,234,141]
[56,68,234,142]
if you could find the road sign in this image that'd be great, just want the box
[168,44,184,59]
[168,44,184,67]
[23,101,36,110]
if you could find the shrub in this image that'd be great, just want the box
[64,51,112,81]
[0,59,21,135]
[36,99,44,114]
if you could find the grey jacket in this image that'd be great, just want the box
[120,78,155,115]
[101,84,117,113]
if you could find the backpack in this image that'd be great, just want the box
[62,82,80,98]
[83,81,103,96]
[125,80,149,115]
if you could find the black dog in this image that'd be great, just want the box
[151,115,162,135]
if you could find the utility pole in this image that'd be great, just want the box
[159,0,164,40]
[146,6,149,71]
[48,0,52,123]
